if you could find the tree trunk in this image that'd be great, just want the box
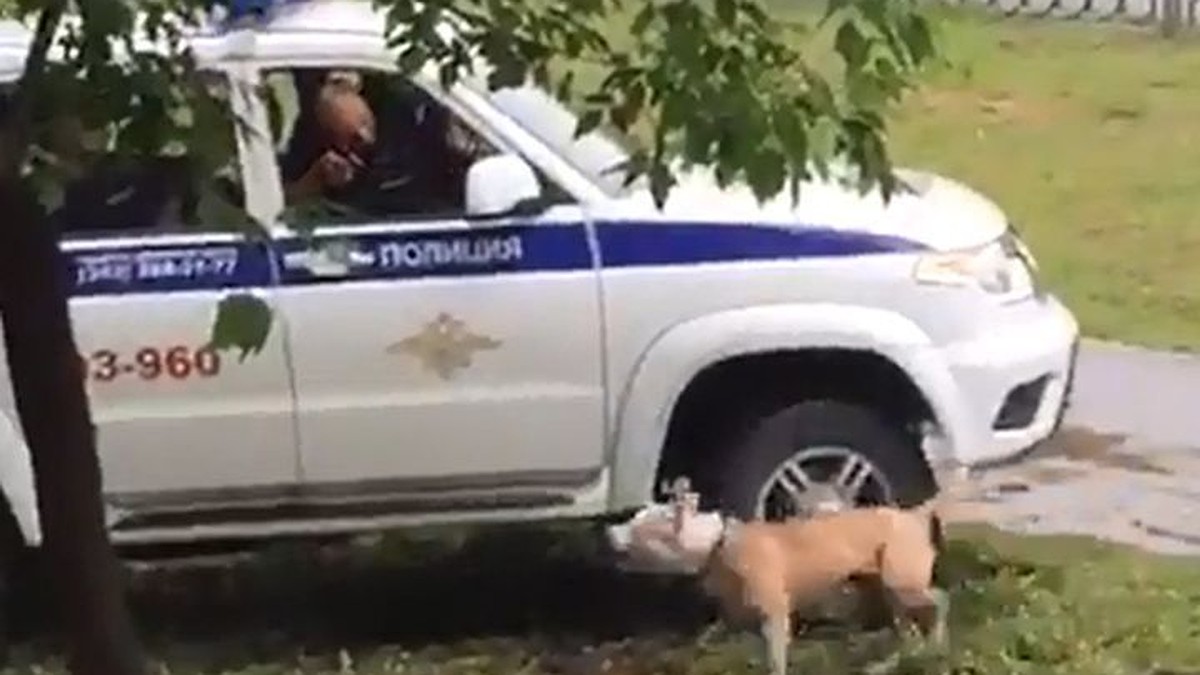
[1162,0,1184,36]
[0,182,145,675]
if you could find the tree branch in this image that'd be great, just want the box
[2,0,70,183]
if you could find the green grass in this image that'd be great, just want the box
[885,7,1200,350]
[4,522,1200,674]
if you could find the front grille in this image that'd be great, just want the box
[993,374,1051,431]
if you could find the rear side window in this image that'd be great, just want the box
[28,72,249,241]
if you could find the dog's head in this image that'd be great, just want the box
[605,479,727,575]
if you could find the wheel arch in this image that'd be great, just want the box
[607,304,972,511]
[653,349,939,502]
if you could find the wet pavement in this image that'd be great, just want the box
[948,339,1200,555]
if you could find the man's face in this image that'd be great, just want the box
[318,89,377,159]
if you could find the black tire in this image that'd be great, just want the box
[711,399,935,520]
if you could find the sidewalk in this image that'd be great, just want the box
[948,429,1200,555]
[947,340,1200,555]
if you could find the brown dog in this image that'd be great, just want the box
[605,480,948,675]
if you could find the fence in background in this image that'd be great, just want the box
[945,0,1200,31]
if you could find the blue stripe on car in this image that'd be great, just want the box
[66,241,276,298]
[63,221,927,297]
[594,221,926,267]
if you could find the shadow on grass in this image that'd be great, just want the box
[5,523,1043,674]
[135,525,709,646]
[9,523,720,673]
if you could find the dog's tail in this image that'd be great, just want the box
[907,492,943,519]
[905,466,977,551]
[904,493,943,551]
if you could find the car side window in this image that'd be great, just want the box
[264,67,570,227]
[41,72,249,241]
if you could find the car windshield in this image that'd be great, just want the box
[475,82,642,198]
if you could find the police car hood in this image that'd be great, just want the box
[614,165,1008,252]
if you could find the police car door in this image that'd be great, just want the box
[264,66,607,504]
[53,69,300,522]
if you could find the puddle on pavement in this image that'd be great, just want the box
[1016,464,1089,486]
[1030,426,1171,475]
[944,428,1200,555]
[950,426,1181,515]
[959,427,1162,498]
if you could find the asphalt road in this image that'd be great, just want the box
[1070,340,1200,450]
[952,339,1200,555]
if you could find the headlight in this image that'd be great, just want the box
[913,231,1037,298]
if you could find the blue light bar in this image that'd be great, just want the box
[223,0,308,23]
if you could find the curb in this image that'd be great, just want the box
[1080,337,1200,361]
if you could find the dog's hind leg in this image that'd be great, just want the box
[877,524,947,642]
[744,579,793,675]
[887,586,948,643]
[759,611,791,675]
[845,574,893,630]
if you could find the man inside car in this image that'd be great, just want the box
[281,68,494,220]
[282,73,378,206]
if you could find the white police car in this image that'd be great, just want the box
[0,0,1077,561]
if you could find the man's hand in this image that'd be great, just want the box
[313,150,360,187]
[286,150,362,203]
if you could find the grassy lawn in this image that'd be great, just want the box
[5,522,1199,674]
[884,6,1200,350]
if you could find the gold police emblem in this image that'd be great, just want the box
[387,312,501,380]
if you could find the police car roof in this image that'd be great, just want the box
[201,0,396,68]
[0,1,405,85]
[234,0,383,36]
[0,20,31,85]
[0,13,212,85]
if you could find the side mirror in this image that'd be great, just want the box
[464,153,544,219]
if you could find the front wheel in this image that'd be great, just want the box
[713,399,935,521]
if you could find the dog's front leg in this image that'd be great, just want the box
[760,611,791,675]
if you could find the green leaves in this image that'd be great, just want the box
[26,0,936,229]
[575,108,604,138]
[207,293,273,363]
[373,0,936,208]
[714,0,738,27]
[835,19,870,71]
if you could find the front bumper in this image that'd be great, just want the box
[931,293,1080,469]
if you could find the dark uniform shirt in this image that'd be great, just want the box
[54,157,187,236]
